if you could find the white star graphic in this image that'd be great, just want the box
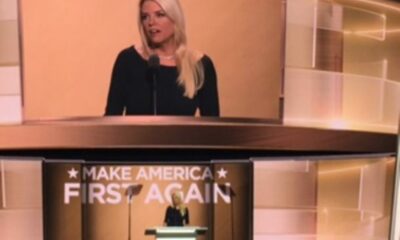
[68,168,79,179]
[217,168,228,179]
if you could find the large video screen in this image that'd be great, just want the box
[19,0,284,120]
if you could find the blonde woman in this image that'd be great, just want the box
[164,192,189,226]
[105,0,219,116]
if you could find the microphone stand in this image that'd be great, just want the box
[148,54,159,116]
[128,194,132,240]
[219,184,236,240]
[126,184,143,240]
[152,72,157,115]
[231,194,235,240]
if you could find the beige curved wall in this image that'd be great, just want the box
[20,0,283,120]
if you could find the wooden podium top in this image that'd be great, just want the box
[145,226,207,235]
[0,116,396,153]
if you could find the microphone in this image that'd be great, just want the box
[218,184,236,197]
[148,54,160,115]
[148,54,160,70]
[125,184,143,200]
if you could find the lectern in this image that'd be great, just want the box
[145,227,207,240]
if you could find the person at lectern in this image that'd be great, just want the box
[105,0,219,116]
[164,192,189,226]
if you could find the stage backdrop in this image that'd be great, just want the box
[43,162,252,240]
[20,0,284,120]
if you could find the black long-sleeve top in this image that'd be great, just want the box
[164,206,189,226]
[105,46,219,116]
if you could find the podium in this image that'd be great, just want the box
[145,227,207,240]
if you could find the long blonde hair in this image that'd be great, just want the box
[138,0,204,99]
[171,191,186,215]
